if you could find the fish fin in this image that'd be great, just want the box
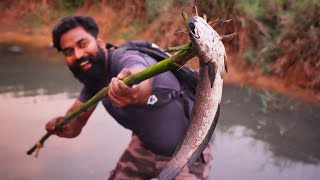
[224,52,228,74]
[212,19,232,28]
[203,13,207,22]
[224,60,228,74]
[158,163,184,180]
[220,33,237,41]
[208,18,219,27]
[187,105,220,169]
[208,62,216,88]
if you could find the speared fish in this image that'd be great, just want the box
[158,11,235,180]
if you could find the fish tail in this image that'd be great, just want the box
[187,104,220,168]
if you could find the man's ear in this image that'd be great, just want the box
[97,37,105,48]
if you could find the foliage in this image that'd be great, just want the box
[243,47,258,65]
[57,0,84,9]
[144,0,172,22]
[117,23,138,40]
[23,13,45,28]
[0,0,319,89]
[207,0,320,82]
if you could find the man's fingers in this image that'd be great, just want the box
[118,82,139,101]
[107,92,126,107]
[108,69,140,106]
[108,92,128,107]
[108,78,128,107]
[117,68,132,80]
[114,78,139,102]
[45,121,55,132]
[55,125,67,135]
[109,78,124,97]
[45,117,65,134]
[111,77,135,97]
[117,79,135,94]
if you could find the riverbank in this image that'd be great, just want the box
[0,1,319,104]
[1,32,319,105]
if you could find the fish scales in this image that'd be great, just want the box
[158,15,226,180]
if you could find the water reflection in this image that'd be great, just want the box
[0,92,131,179]
[220,85,320,165]
[211,127,320,180]
[1,53,320,179]
[0,54,80,97]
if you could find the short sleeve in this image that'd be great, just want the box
[111,50,149,75]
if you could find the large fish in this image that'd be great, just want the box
[158,15,227,180]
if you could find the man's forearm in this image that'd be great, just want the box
[62,103,94,138]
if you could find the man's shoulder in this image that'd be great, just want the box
[108,48,150,76]
[111,48,145,60]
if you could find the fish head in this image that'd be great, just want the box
[188,16,226,68]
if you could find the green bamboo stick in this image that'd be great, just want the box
[26,47,196,157]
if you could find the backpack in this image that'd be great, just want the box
[106,40,199,117]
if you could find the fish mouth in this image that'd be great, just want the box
[188,21,200,39]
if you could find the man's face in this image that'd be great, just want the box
[60,26,106,86]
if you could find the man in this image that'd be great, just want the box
[46,16,212,179]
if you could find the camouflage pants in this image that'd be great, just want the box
[108,135,213,180]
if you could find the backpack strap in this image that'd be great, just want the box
[145,88,193,119]
[106,42,117,49]
[109,40,170,61]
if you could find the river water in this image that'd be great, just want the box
[0,53,319,180]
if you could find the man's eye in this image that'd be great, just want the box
[79,41,88,48]
[62,49,73,56]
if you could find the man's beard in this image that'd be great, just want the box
[68,47,106,87]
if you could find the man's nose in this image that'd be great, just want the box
[74,49,85,59]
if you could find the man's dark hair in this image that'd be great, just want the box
[52,16,99,51]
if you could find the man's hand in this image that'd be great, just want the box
[45,116,81,138]
[108,68,152,107]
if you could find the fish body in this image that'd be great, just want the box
[158,16,227,180]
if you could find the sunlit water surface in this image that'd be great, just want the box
[0,56,319,180]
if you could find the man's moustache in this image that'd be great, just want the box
[71,55,95,69]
